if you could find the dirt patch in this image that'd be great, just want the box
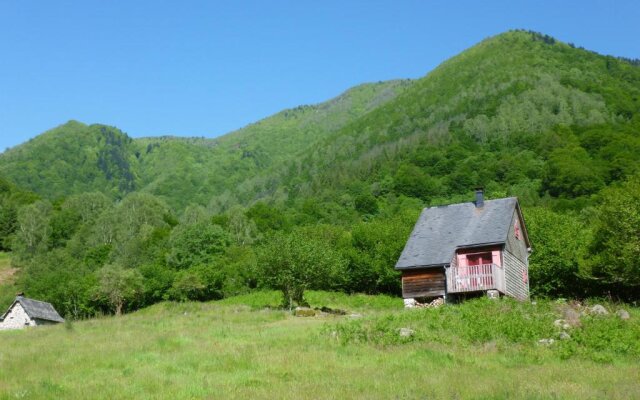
[0,267,18,285]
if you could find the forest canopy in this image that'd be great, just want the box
[1,30,639,315]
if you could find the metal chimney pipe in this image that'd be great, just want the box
[475,188,484,208]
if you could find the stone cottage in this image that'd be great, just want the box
[0,296,64,330]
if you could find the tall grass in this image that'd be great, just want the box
[330,297,640,360]
[0,292,638,399]
[0,252,18,310]
[218,290,402,311]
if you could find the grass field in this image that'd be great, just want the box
[0,253,15,283]
[0,252,18,311]
[0,290,638,399]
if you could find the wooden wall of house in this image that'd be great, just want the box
[402,268,445,298]
[504,250,529,300]
[504,208,530,300]
[505,209,528,263]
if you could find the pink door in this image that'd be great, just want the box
[466,253,493,289]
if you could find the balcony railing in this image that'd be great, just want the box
[447,263,505,294]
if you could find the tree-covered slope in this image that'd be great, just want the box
[0,121,137,199]
[134,80,412,210]
[0,81,411,210]
[2,31,638,212]
[2,30,640,314]
[256,30,640,209]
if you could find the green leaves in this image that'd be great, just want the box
[167,221,230,270]
[95,263,144,315]
[543,146,605,198]
[4,30,640,312]
[525,207,589,297]
[587,176,640,290]
[257,227,348,308]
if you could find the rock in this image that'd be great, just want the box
[317,306,347,315]
[406,297,445,309]
[294,307,316,317]
[486,290,500,300]
[558,331,571,340]
[538,338,555,346]
[398,327,415,338]
[553,319,571,330]
[590,304,609,316]
[562,307,582,326]
[404,298,417,308]
[554,305,581,329]
[349,313,363,319]
[427,298,445,308]
[616,309,630,320]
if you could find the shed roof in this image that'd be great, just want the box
[1,296,64,323]
[395,197,522,270]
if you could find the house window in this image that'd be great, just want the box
[467,253,493,266]
[514,221,521,240]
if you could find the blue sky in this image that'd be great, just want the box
[1,1,638,151]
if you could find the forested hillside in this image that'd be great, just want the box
[0,80,411,210]
[1,30,639,317]
[0,122,137,200]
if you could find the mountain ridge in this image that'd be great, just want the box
[1,30,639,211]
[2,29,640,318]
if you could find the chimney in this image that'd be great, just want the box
[475,188,484,208]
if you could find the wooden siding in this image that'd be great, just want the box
[402,269,445,298]
[504,250,529,300]
[505,209,529,263]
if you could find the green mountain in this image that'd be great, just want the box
[267,30,640,207]
[0,121,137,200]
[0,80,411,209]
[1,30,638,213]
[2,30,640,315]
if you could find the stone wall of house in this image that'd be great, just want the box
[0,303,35,330]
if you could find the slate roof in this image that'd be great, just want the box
[395,197,519,270]
[0,296,64,323]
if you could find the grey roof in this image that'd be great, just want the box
[396,197,519,270]
[1,296,64,323]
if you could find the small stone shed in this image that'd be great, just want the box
[0,296,64,330]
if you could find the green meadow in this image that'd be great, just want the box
[0,253,18,309]
[0,291,638,399]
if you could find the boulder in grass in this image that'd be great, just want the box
[562,307,582,327]
[558,331,571,340]
[553,319,571,330]
[403,298,417,308]
[616,309,630,320]
[590,304,609,316]
[398,327,415,338]
[294,307,316,317]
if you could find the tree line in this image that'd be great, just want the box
[1,165,639,317]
